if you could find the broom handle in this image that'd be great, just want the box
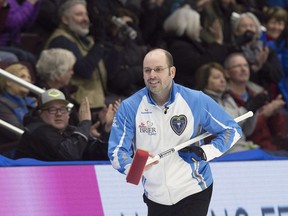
[146,111,254,165]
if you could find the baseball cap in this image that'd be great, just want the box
[39,88,69,107]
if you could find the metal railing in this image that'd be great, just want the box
[0,68,74,135]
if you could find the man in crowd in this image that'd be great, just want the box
[14,88,109,161]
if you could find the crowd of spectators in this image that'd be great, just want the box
[1,0,288,161]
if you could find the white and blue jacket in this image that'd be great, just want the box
[108,82,242,205]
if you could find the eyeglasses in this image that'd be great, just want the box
[42,107,71,115]
[228,64,249,70]
[143,66,170,73]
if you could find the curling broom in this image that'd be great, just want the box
[126,111,254,185]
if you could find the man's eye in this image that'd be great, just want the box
[154,68,161,72]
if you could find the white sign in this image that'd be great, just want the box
[96,161,288,216]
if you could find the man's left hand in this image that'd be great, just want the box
[178,146,207,163]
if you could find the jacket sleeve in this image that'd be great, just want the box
[6,0,41,33]
[48,36,105,79]
[198,92,242,161]
[0,102,23,128]
[108,101,136,175]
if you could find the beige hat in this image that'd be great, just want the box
[39,88,69,107]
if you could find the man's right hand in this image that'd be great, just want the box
[144,153,159,171]
[78,97,91,121]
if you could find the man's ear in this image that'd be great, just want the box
[224,69,230,79]
[170,66,176,79]
[62,15,69,25]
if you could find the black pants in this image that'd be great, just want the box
[143,184,213,216]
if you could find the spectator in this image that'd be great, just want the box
[35,48,121,145]
[194,62,259,152]
[14,88,112,161]
[138,0,192,47]
[45,0,109,111]
[200,0,245,45]
[27,0,62,54]
[230,12,283,99]
[138,0,167,47]
[35,48,75,99]
[260,7,288,107]
[0,0,19,62]
[162,5,229,88]
[86,0,124,42]
[35,48,79,125]
[0,0,41,64]
[101,7,147,96]
[0,63,36,146]
[224,52,288,150]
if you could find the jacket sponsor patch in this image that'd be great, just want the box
[138,121,156,135]
[170,115,187,136]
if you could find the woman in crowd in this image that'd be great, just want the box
[0,63,36,146]
[260,7,288,107]
[231,12,282,99]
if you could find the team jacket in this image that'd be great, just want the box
[108,82,242,205]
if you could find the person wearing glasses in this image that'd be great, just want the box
[108,48,242,216]
[224,52,288,151]
[14,88,110,161]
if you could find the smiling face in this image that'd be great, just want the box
[143,49,176,105]
[266,18,285,39]
[62,3,90,36]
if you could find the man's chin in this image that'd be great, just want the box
[75,29,89,37]
[54,124,67,131]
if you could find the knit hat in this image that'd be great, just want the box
[39,88,69,107]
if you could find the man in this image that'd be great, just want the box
[224,52,287,151]
[45,0,107,110]
[14,88,109,161]
[108,48,242,216]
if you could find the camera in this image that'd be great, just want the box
[111,16,137,40]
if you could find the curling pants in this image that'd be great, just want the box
[143,184,213,216]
